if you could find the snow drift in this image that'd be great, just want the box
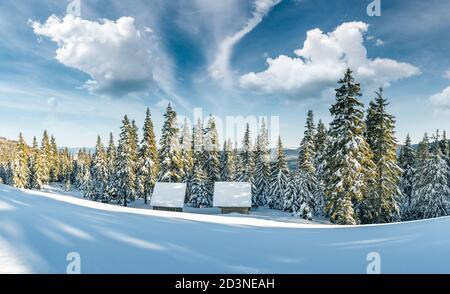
[0,184,449,274]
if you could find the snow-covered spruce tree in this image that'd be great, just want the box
[220,139,236,181]
[267,137,290,210]
[180,118,194,200]
[362,89,402,224]
[82,163,93,199]
[292,173,314,220]
[282,173,296,213]
[159,104,183,183]
[189,163,211,208]
[416,133,430,169]
[137,109,160,205]
[115,115,137,207]
[0,164,5,184]
[106,133,118,200]
[4,161,14,186]
[130,120,140,201]
[90,136,109,202]
[314,119,328,177]
[180,118,194,191]
[298,110,316,174]
[203,115,221,199]
[49,135,60,182]
[75,149,89,189]
[410,132,450,219]
[398,134,416,219]
[297,110,322,215]
[236,124,254,183]
[11,133,29,189]
[233,142,244,181]
[59,148,73,191]
[253,119,270,207]
[192,118,204,165]
[40,130,51,185]
[323,69,376,225]
[440,130,449,159]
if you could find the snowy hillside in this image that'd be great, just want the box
[1,184,449,274]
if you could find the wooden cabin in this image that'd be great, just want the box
[213,182,252,214]
[150,183,187,212]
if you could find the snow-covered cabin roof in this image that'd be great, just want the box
[213,182,252,208]
[151,183,187,208]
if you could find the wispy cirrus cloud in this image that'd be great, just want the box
[208,0,282,83]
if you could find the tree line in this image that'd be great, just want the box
[1,69,449,225]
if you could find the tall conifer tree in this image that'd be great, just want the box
[363,89,401,223]
[116,116,136,206]
[398,134,416,219]
[323,69,376,225]
[159,104,183,182]
[138,109,160,204]
[253,120,270,207]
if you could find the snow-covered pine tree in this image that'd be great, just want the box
[158,104,183,183]
[12,133,29,188]
[236,123,254,183]
[323,69,376,225]
[137,109,160,205]
[410,132,450,219]
[267,137,290,210]
[90,136,109,202]
[188,164,211,208]
[203,115,221,198]
[116,115,137,207]
[40,130,51,184]
[398,134,416,219]
[362,88,402,224]
[253,119,270,207]
[297,110,322,215]
[220,139,236,181]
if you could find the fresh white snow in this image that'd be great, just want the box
[213,182,251,208]
[1,184,450,274]
[150,182,187,208]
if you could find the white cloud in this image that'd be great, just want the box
[375,39,385,46]
[208,0,281,82]
[429,86,450,108]
[240,22,420,97]
[31,15,159,96]
[444,70,450,80]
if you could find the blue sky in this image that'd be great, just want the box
[0,0,450,148]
